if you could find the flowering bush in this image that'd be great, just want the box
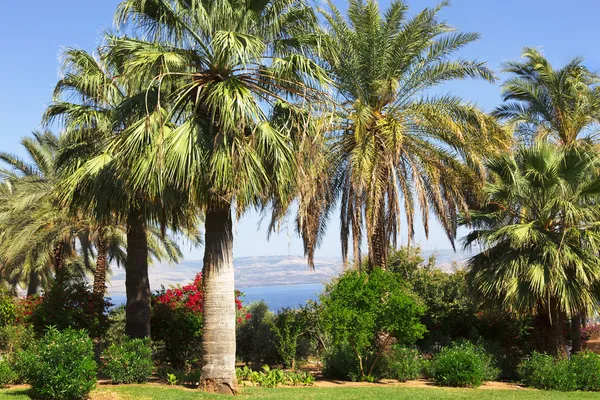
[582,324,600,342]
[14,296,42,325]
[151,273,247,368]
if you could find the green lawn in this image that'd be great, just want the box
[2,385,600,399]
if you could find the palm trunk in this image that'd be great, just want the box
[93,233,108,310]
[572,313,583,354]
[368,204,388,272]
[53,242,66,286]
[199,203,237,395]
[534,304,567,356]
[125,211,150,339]
[26,270,38,297]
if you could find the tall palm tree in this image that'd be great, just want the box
[298,0,509,271]
[112,0,329,393]
[494,47,600,146]
[462,143,600,355]
[46,47,201,337]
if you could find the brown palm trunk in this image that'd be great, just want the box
[125,211,151,339]
[93,233,108,308]
[27,270,38,297]
[572,314,582,354]
[53,242,66,286]
[368,205,388,272]
[534,304,567,356]
[199,203,237,395]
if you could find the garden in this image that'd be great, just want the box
[2,0,600,398]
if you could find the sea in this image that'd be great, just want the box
[108,283,324,311]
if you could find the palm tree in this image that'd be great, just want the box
[46,47,201,337]
[0,132,88,293]
[111,0,328,393]
[462,143,600,355]
[494,47,600,146]
[299,0,509,271]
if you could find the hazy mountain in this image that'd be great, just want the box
[106,250,466,296]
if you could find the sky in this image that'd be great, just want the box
[1,0,599,261]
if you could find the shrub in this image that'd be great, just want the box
[381,346,423,382]
[0,325,35,355]
[322,343,360,381]
[236,301,279,365]
[102,338,153,384]
[0,289,16,327]
[321,269,426,380]
[235,365,315,387]
[152,273,247,368]
[17,327,97,400]
[271,308,306,369]
[30,282,111,338]
[571,351,600,391]
[428,342,499,388]
[0,360,17,388]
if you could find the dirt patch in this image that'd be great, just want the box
[315,378,527,390]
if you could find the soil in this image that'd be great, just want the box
[314,379,528,390]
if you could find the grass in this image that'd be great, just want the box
[2,385,600,399]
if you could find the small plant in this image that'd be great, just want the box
[0,359,17,388]
[102,338,153,384]
[385,346,423,382]
[167,373,178,386]
[16,327,97,400]
[235,366,315,387]
[518,351,596,391]
[427,342,499,388]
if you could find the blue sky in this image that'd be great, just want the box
[1,0,599,260]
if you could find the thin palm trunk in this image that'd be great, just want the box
[199,203,237,395]
[26,270,38,297]
[572,313,583,353]
[125,210,150,338]
[93,233,108,306]
[53,242,66,285]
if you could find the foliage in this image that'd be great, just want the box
[270,308,306,369]
[30,281,111,338]
[16,327,97,400]
[494,47,600,146]
[427,342,499,388]
[0,360,17,388]
[322,343,361,381]
[0,290,15,328]
[0,325,35,365]
[517,352,578,391]
[13,296,42,326]
[571,351,600,391]
[463,143,600,354]
[380,346,423,382]
[582,324,600,341]
[103,306,126,348]
[321,269,425,378]
[294,0,508,271]
[236,301,279,365]
[102,338,153,384]
[235,365,314,387]
[152,273,246,368]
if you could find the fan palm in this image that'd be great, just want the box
[462,143,600,355]
[297,0,509,271]
[494,47,600,145]
[111,0,329,392]
[46,47,201,337]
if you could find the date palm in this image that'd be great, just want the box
[462,143,600,355]
[302,0,509,270]
[494,47,600,145]
[112,0,329,393]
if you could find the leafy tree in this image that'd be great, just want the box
[111,0,328,392]
[321,269,425,378]
[295,0,509,271]
[462,143,600,355]
[494,47,600,146]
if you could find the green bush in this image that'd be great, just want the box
[381,346,423,382]
[321,269,426,380]
[0,325,35,355]
[322,343,360,381]
[517,351,591,392]
[236,301,279,365]
[103,306,127,348]
[571,351,600,391]
[0,360,17,388]
[17,327,97,400]
[427,342,499,388]
[102,338,153,384]
[271,308,306,369]
[0,289,16,327]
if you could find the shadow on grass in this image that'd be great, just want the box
[4,389,32,397]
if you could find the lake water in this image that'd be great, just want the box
[108,283,324,311]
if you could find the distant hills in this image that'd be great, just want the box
[106,250,467,297]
